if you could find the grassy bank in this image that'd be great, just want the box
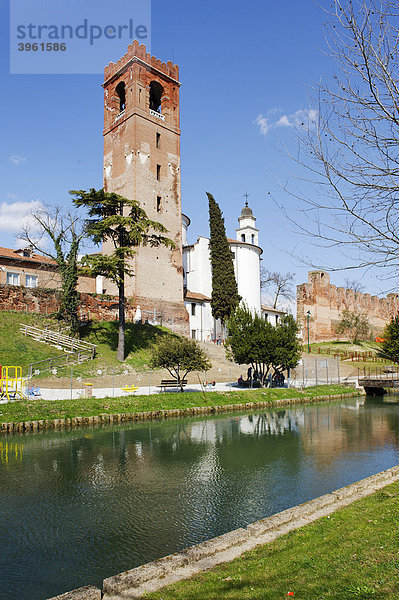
[145,480,399,600]
[0,311,65,367]
[0,385,356,424]
[0,311,173,375]
[307,340,379,354]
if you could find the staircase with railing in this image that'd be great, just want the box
[20,324,97,377]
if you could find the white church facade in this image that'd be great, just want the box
[182,201,282,341]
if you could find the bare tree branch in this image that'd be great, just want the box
[260,268,295,308]
[280,0,399,279]
[19,205,87,330]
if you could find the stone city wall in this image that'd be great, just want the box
[0,285,189,337]
[297,271,399,343]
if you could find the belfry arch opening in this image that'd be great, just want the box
[149,81,163,113]
[115,82,126,112]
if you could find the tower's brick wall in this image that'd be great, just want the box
[102,41,188,335]
[297,271,399,342]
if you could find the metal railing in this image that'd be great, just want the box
[20,323,97,378]
[358,366,399,381]
[27,350,94,378]
[20,323,96,354]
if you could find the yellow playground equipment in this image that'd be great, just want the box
[0,366,27,402]
[121,384,139,394]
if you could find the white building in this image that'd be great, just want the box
[261,305,286,325]
[182,202,265,341]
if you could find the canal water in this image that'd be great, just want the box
[0,395,398,600]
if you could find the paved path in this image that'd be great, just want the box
[38,381,239,401]
[31,377,360,401]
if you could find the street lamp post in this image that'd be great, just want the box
[307,311,311,353]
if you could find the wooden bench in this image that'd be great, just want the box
[158,379,187,392]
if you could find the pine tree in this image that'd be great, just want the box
[380,316,399,362]
[207,192,240,328]
[72,188,174,361]
[226,306,301,385]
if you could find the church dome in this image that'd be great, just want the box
[240,201,253,218]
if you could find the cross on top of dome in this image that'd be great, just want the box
[240,195,254,218]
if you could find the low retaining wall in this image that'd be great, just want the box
[0,285,190,337]
[48,465,399,600]
[0,391,362,435]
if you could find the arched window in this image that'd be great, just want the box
[251,234,255,244]
[149,81,164,113]
[115,82,126,112]
[241,233,246,242]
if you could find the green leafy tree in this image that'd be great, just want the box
[207,192,240,330]
[380,316,399,362]
[226,306,301,385]
[20,206,85,332]
[150,336,212,391]
[335,309,370,344]
[72,188,174,361]
[273,314,302,373]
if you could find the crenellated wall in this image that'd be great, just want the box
[297,271,399,342]
[103,40,179,85]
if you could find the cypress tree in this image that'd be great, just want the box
[207,192,240,326]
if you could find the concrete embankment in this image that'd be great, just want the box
[47,464,399,600]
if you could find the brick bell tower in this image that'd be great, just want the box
[102,41,188,334]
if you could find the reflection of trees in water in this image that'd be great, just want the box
[3,400,398,487]
[1,399,398,596]
[2,401,397,511]
[240,410,305,437]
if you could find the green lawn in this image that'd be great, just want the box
[48,319,174,378]
[0,385,356,423]
[0,311,174,377]
[0,311,65,368]
[144,481,399,600]
[307,340,380,355]
[305,340,394,372]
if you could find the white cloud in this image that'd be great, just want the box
[0,200,44,234]
[275,115,292,127]
[9,155,27,166]
[254,114,271,135]
[254,107,318,136]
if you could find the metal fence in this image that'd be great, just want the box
[290,356,346,388]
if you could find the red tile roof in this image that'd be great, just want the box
[261,304,286,315]
[0,246,56,266]
[185,290,211,302]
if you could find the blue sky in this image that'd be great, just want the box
[0,0,389,302]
